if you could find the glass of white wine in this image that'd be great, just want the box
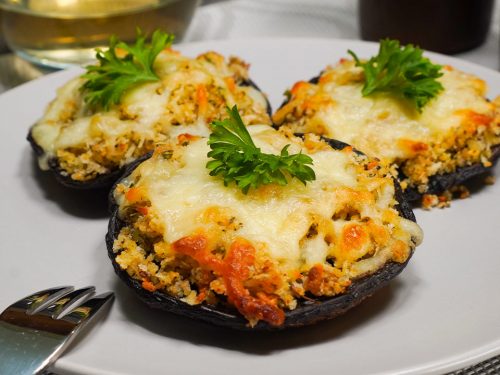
[0,0,201,68]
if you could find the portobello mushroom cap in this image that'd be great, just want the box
[106,136,418,330]
[274,72,500,203]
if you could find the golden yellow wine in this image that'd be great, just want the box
[0,0,200,68]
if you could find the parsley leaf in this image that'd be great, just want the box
[81,29,174,110]
[348,39,444,111]
[206,106,316,194]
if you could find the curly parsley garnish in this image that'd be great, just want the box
[348,39,444,111]
[206,106,316,194]
[81,29,174,110]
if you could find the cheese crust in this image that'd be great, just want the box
[111,126,423,326]
[273,59,500,200]
[31,50,271,182]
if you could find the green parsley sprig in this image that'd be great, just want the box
[81,29,174,110]
[348,39,444,111]
[206,106,316,194]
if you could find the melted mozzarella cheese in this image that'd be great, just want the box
[122,126,423,273]
[299,64,493,163]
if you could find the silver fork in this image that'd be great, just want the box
[0,286,114,375]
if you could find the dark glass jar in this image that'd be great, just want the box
[0,9,7,53]
[359,0,495,54]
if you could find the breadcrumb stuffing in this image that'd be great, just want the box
[421,185,471,209]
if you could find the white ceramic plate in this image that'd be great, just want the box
[1,39,499,375]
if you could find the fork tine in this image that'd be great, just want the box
[1,286,74,316]
[36,287,96,319]
[0,287,113,375]
[61,292,114,326]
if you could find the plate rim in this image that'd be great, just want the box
[3,37,500,103]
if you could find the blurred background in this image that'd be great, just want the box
[0,0,499,92]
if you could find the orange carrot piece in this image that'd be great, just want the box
[142,280,156,292]
[290,81,309,96]
[196,84,208,116]
[137,206,149,216]
[125,187,143,203]
[224,76,236,93]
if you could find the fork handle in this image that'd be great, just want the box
[0,320,67,375]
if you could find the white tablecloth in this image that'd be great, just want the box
[185,0,500,70]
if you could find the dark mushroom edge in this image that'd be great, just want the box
[275,75,500,203]
[27,78,272,191]
[106,136,419,330]
[402,144,500,202]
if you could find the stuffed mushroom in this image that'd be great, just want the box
[273,40,500,208]
[29,32,271,189]
[106,112,423,329]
